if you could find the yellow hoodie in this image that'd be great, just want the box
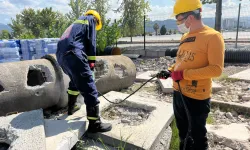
[168,25,225,100]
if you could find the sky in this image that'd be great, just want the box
[0,0,250,25]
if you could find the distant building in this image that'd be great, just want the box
[223,18,247,30]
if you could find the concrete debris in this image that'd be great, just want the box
[0,109,46,150]
[207,123,250,150]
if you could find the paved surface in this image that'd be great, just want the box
[0,109,46,150]
[87,91,174,150]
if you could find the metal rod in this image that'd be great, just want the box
[144,15,146,50]
[236,3,241,48]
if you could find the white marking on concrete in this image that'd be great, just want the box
[228,68,250,81]
[0,109,46,150]
[135,71,158,82]
[88,91,174,150]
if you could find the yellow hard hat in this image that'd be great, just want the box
[172,0,202,17]
[84,10,102,31]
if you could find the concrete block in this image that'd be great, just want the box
[158,79,223,94]
[242,95,250,101]
[45,119,86,150]
[207,123,250,149]
[87,91,174,150]
[0,109,46,150]
[228,68,250,81]
[157,78,173,93]
[122,54,141,59]
[45,105,88,150]
[136,71,158,82]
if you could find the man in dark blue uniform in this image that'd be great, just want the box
[56,10,112,133]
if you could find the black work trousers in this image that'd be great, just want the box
[173,90,210,150]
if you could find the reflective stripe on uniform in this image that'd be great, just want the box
[73,20,89,25]
[87,116,98,120]
[87,56,96,61]
[67,90,80,96]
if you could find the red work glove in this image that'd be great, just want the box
[89,63,95,70]
[171,70,184,82]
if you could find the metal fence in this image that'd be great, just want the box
[117,2,250,50]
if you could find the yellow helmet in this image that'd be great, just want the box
[172,0,202,17]
[84,10,102,31]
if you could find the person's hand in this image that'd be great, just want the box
[156,71,171,79]
[171,70,183,82]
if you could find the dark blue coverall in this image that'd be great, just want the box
[56,15,100,107]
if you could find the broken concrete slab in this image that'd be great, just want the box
[87,91,174,150]
[0,109,46,150]
[158,79,223,94]
[45,119,86,150]
[152,126,172,150]
[45,104,88,150]
[207,123,250,149]
[228,68,250,81]
[211,99,250,116]
[135,71,158,82]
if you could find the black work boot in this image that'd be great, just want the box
[86,105,112,133]
[68,94,80,115]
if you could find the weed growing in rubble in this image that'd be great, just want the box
[206,114,215,124]
[169,119,180,150]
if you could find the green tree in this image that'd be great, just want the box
[66,0,89,22]
[169,29,172,35]
[88,0,109,24]
[160,25,167,35]
[96,19,122,54]
[153,23,159,35]
[0,30,11,39]
[118,0,151,42]
[9,7,69,39]
[8,14,24,38]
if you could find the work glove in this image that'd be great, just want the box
[171,70,183,82]
[89,63,95,71]
[89,63,95,80]
[156,71,171,79]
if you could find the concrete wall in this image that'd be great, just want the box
[0,54,136,116]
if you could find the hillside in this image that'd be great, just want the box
[0,23,12,33]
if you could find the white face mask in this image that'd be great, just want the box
[177,19,190,33]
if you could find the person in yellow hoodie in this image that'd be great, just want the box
[166,0,225,149]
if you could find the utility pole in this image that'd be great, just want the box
[215,0,222,32]
[235,3,241,48]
